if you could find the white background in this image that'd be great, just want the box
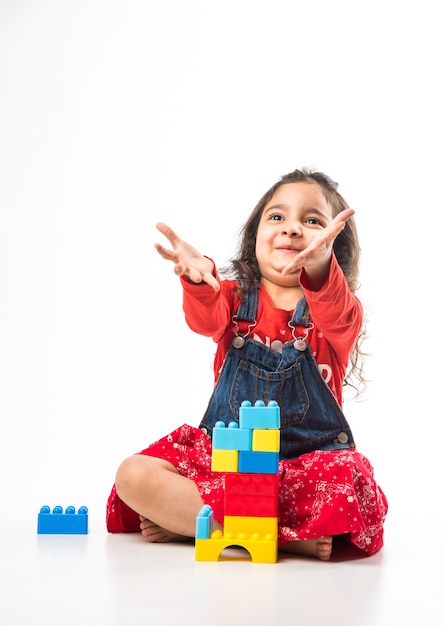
[1,0,442,541]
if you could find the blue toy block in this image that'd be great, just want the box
[212,421,252,451]
[239,400,280,430]
[195,504,214,539]
[238,450,279,474]
[37,505,88,534]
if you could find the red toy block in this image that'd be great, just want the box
[225,473,278,517]
[225,473,278,497]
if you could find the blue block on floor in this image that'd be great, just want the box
[37,505,89,534]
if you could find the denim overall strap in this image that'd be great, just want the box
[236,281,311,328]
[235,281,260,322]
[198,284,355,460]
[290,296,311,328]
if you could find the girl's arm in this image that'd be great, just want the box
[181,276,235,339]
[281,208,354,290]
[154,222,234,338]
[301,254,363,359]
[278,208,361,358]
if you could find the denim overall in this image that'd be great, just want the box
[198,283,355,461]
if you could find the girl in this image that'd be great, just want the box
[106,168,388,561]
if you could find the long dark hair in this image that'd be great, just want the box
[221,167,366,396]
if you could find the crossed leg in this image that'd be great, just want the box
[115,454,211,540]
[115,453,333,560]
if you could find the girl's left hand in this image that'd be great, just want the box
[281,208,354,278]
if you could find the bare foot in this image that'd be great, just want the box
[280,536,333,561]
[139,515,192,543]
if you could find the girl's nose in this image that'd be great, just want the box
[282,222,301,237]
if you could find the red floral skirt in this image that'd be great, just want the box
[106,424,388,555]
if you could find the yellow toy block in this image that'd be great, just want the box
[195,529,278,563]
[252,428,280,453]
[224,515,277,537]
[211,449,238,472]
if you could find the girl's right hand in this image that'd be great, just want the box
[154,222,220,292]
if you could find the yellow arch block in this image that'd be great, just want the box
[195,528,278,564]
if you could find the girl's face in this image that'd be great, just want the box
[255,182,334,287]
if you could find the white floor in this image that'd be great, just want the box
[1,496,441,626]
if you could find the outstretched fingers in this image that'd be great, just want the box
[281,209,355,275]
[154,223,182,261]
[322,208,355,246]
[154,221,220,291]
[154,242,178,263]
[156,222,181,245]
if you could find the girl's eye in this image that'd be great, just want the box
[270,214,283,221]
[305,217,322,226]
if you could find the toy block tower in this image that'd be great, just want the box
[195,400,280,563]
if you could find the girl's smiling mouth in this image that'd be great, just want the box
[276,246,302,253]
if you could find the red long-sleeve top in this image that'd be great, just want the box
[181,254,363,406]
